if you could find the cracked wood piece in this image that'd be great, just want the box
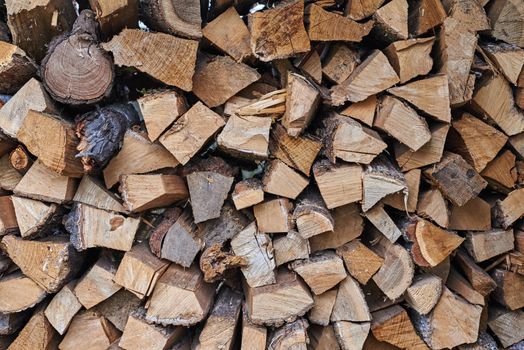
[443,0,490,32]
[0,196,17,236]
[405,274,442,315]
[0,78,57,138]
[245,268,313,327]
[449,197,491,231]
[365,204,402,242]
[2,235,82,293]
[119,174,188,212]
[270,123,322,176]
[322,44,360,84]
[0,273,46,314]
[488,0,524,47]
[159,101,225,165]
[417,188,449,228]
[273,230,310,266]
[249,0,310,61]
[137,90,187,142]
[192,56,260,107]
[293,190,333,239]
[197,288,242,350]
[241,308,267,350]
[447,268,485,306]
[102,29,198,91]
[493,188,524,228]
[465,229,514,263]
[73,176,126,213]
[410,0,446,35]
[437,17,477,106]
[491,269,524,310]
[482,42,524,85]
[45,283,82,335]
[330,276,370,322]
[253,198,293,233]
[340,95,376,127]
[336,240,383,285]
[231,222,275,287]
[481,150,517,192]
[187,171,233,223]
[371,305,428,350]
[362,155,406,211]
[283,72,320,136]
[384,168,421,212]
[202,7,251,62]
[0,41,36,94]
[449,113,508,172]
[267,318,308,350]
[309,290,337,326]
[232,178,264,210]
[384,37,434,84]
[455,250,497,296]
[103,130,179,188]
[113,242,169,299]
[415,218,464,266]
[334,321,370,350]
[375,95,431,152]
[59,311,121,350]
[64,203,139,251]
[74,256,121,309]
[330,50,399,105]
[309,325,340,350]
[145,263,215,326]
[140,0,201,39]
[262,159,308,199]
[160,209,202,267]
[373,0,408,42]
[89,0,138,38]
[217,115,271,160]
[424,152,487,207]
[8,305,58,350]
[290,252,347,295]
[199,243,246,283]
[388,74,450,122]
[307,4,373,42]
[488,308,524,348]
[313,160,362,209]
[321,113,387,164]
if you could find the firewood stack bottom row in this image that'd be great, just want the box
[0,0,523,349]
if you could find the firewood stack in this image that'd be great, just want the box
[1,0,524,349]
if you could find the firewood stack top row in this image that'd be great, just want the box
[0,0,524,349]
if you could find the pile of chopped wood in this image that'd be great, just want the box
[1,0,524,349]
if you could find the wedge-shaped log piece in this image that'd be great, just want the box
[424,152,487,207]
[196,202,249,246]
[337,240,384,285]
[415,219,464,266]
[322,44,360,85]
[283,72,320,136]
[340,95,376,127]
[365,204,402,242]
[375,96,431,152]
[290,252,347,295]
[64,203,139,252]
[245,269,314,327]
[384,168,420,212]
[455,250,497,296]
[404,274,442,315]
[241,308,267,350]
[313,160,362,209]
[262,159,308,199]
[90,289,142,332]
[493,188,524,228]
[73,176,126,213]
[253,198,293,233]
[249,0,310,61]
[488,0,524,47]
[443,0,490,32]
[488,307,524,348]
[482,42,524,85]
[59,311,121,350]
[307,4,373,42]
[293,190,333,239]
[0,155,22,191]
[373,0,408,42]
[232,178,264,210]
[333,321,369,350]
[103,130,179,188]
[447,268,485,307]
[74,256,121,309]
[120,174,188,212]
[331,50,399,105]
[331,276,371,322]
[481,150,517,192]
[273,230,310,266]
[217,115,271,160]
[465,229,514,262]
[416,188,449,228]
[45,283,82,335]
[491,269,524,310]
[409,0,446,35]
[309,290,337,326]
[449,197,491,231]
[102,29,198,91]
[89,0,138,38]
[8,305,58,350]
[188,171,233,223]
[146,264,215,326]
[231,222,275,287]
[0,273,46,314]
[384,37,434,84]
[362,155,406,211]
[0,41,36,94]
[2,235,82,293]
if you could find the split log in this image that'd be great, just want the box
[417,188,449,228]
[262,159,308,199]
[270,123,322,176]
[293,190,333,238]
[424,152,487,207]
[241,308,267,350]
[322,44,360,84]
[448,197,492,231]
[330,50,399,106]
[414,218,464,266]
[74,256,121,309]
[313,160,362,209]
[187,171,233,223]
[481,150,517,192]
[217,115,271,160]
[443,0,490,32]
[364,204,402,242]
[308,290,337,326]
[307,4,373,42]
[0,196,17,236]
[333,321,370,350]
[73,176,126,213]
[320,113,387,164]
[137,90,187,142]
[253,199,293,233]
[192,56,260,108]
[196,288,242,350]
[102,29,198,91]
[346,0,384,20]
[340,95,376,127]
[8,305,58,350]
[145,264,215,326]
[196,202,249,246]
[362,155,406,211]
[2,235,83,293]
[309,325,339,350]
[88,0,138,38]
[0,78,57,138]
[493,188,524,228]
[59,311,121,350]
[387,74,450,122]
[233,89,286,117]
[0,273,46,314]
[330,276,371,322]
[231,222,276,287]
[103,130,179,188]
[383,168,421,213]
[41,10,114,105]
[199,243,246,283]
[272,230,310,266]
[336,240,384,285]
[91,290,141,332]
[244,269,314,327]
[232,178,264,210]
[491,269,524,310]
[409,0,447,35]
[140,0,201,39]
[202,7,251,62]
[290,252,346,295]
[75,104,139,172]
[446,268,485,306]
[465,229,514,262]
[267,318,308,350]
[405,274,442,315]
[371,305,429,350]
[5,0,76,61]
[488,0,524,47]
[482,42,524,85]
[455,250,497,296]
[10,196,55,237]
[487,307,524,348]
[248,0,310,61]
[64,203,140,251]
[375,96,431,152]
[295,49,322,84]
[373,0,408,42]
[44,283,82,335]
[282,72,320,136]
[384,37,434,84]
[0,41,36,94]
